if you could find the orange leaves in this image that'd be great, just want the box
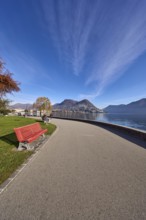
[0,60,20,98]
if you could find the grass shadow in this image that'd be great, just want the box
[0,132,18,146]
[35,119,43,123]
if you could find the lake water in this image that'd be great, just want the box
[52,112,146,132]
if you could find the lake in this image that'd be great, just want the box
[52,112,146,132]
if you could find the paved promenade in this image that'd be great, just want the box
[0,119,146,220]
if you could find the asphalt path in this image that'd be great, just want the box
[0,119,146,220]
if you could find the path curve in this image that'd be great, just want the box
[0,119,146,220]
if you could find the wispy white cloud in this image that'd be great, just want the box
[39,0,102,75]
[81,0,146,98]
[37,0,146,98]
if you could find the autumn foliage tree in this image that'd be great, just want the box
[0,60,20,98]
[33,97,52,116]
[0,59,20,114]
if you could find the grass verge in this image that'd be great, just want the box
[0,116,56,185]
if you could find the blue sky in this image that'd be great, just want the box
[0,0,146,109]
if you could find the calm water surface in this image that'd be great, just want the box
[53,112,146,131]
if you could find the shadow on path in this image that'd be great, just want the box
[97,125,146,150]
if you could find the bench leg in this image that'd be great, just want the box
[18,142,34,151]
[18,143,25,151]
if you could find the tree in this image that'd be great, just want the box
[33,97,52,116]
[0,59,20,98]
[0,98,11,115]
[24,109,29,116]
[11,109,16,114]
[0,59,20,115]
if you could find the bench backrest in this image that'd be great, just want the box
[14,122,43,142]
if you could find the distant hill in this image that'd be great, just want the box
[53,99,102,113]
[10,103,33,110]
[104,98,146,114]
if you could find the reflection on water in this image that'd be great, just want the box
[53,111,146,131]
[53,111,98,120]
[96,113,146,131]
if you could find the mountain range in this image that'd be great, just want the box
[9,98,146,114]
[104,98,146,114]
[9,99,101,113]
[9,103,33,110]
[53,99,102,113]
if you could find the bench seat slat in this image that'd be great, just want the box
[26,129,48,143]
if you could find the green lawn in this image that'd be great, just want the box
[0,116,56,185]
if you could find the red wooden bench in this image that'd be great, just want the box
[14,122,47,151]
